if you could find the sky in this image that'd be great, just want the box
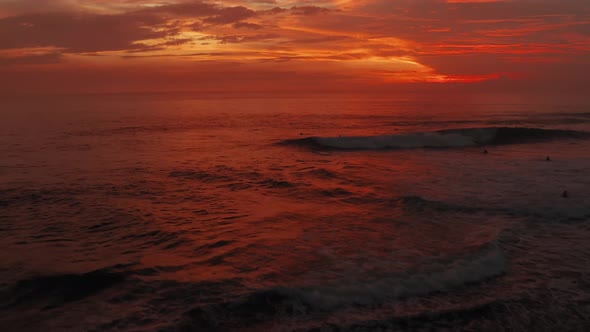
[0,0,588,94]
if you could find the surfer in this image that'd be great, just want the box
[562,190,568,198]
[546,156,551,161]
[483,149,488,154]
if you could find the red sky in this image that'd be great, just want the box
[0,0,588,94]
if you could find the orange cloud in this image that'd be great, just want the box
[0,0,588,94]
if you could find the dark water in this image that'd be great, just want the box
[1,93,590,331]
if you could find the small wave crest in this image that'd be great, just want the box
[282,127,588,150]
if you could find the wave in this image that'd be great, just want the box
[301,168,340,180]
[1,267,128,309]
[398,195,590,222]
[282,127,589,150]
[169,168,297,191]
[298,242,505,309]
[176,242,505,329]
[397,195,482,213]
[169,170,232,183]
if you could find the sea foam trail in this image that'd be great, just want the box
[282,127,588,150]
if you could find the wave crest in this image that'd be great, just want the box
[282,127,588,150]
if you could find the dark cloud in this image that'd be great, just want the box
[137,1,219,17]
[0,12,167,52]
[290,6,330,16]
[258,7,287,15]
[202,6,256,24]
[233,22,263,30]
[215,33,278,44]
[0,1,261,53]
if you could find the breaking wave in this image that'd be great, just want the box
[176,242,505,329]
[282,127,588,150]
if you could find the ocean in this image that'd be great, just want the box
[1,92,589,331]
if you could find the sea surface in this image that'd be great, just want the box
[1,92,589,331]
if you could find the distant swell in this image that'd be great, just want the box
[282,127,588,150]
